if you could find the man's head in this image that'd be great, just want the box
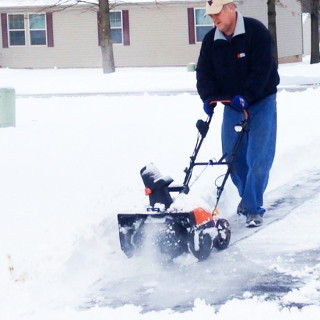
[205,0,237,36]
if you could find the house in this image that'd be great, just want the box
[0,0,303,69]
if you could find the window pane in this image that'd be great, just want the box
[30,30,46,45]
[30,14,46,29]
[111,29,122,44]
[9,31,26,45]
[9,14,25,30]
[196,26,213,42]
[195,9,211,25]
[110,12,122,28]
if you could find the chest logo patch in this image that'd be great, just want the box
[237,53,246,58]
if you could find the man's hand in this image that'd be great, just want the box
[203,99,217,116]
[231,95,248,112]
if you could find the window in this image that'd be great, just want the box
[7,13,47,46]
[97,10,129,46]
[195,9,212,42]
[8,14,25,46]
[29,14,46,45]
[110,11,122,44]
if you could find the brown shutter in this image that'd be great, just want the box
[1,13,9,48]
[46,12,54,47]
[187,8,195,44]
[122,10,130,46]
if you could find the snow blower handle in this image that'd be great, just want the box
[211,99,231,104]
[211,99,248,121]
[204,99,231,121]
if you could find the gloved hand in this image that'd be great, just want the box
[203,99,217,116]
[231,95,248,112]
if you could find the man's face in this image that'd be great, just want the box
[209,4,236,36]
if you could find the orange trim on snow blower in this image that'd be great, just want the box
[145,187,152,195]
[193,208,213,226]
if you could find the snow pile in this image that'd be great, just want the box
[0,57,320,319]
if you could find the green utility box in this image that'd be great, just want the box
[0,88,15,127]
[187,62,196,72]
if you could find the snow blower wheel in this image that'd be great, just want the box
[188,229,214,261]
[213,218,231,250]
[157,220,189,259]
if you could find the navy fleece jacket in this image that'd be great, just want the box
[196,15,280,105]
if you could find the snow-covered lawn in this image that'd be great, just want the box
[0,57,320,319]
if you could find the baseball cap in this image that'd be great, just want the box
[205,0,234,15]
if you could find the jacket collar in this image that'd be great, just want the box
[214,12,245,41]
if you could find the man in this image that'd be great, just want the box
[196,0,279,227]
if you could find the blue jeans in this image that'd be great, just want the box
[221,94,277,215]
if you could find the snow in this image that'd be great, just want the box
[0,0,196,8]
[0,56,320,319]
[0,0,80,7]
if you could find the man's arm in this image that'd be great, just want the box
[196,34,221,102]
[243,21,279,104]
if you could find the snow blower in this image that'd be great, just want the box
[117,101,249,261]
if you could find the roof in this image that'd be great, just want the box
[0,0,203,8]
[0,0,82,7]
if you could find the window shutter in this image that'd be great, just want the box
[1,13,8,48]
[187,8,195,44]
[46,12,54,47]
[122,10,130,46]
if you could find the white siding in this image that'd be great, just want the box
[303,13,311,55]
[237,0,267,25]
[114,3,202,67]
[275,0,302,59]
[0,8,102,68]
